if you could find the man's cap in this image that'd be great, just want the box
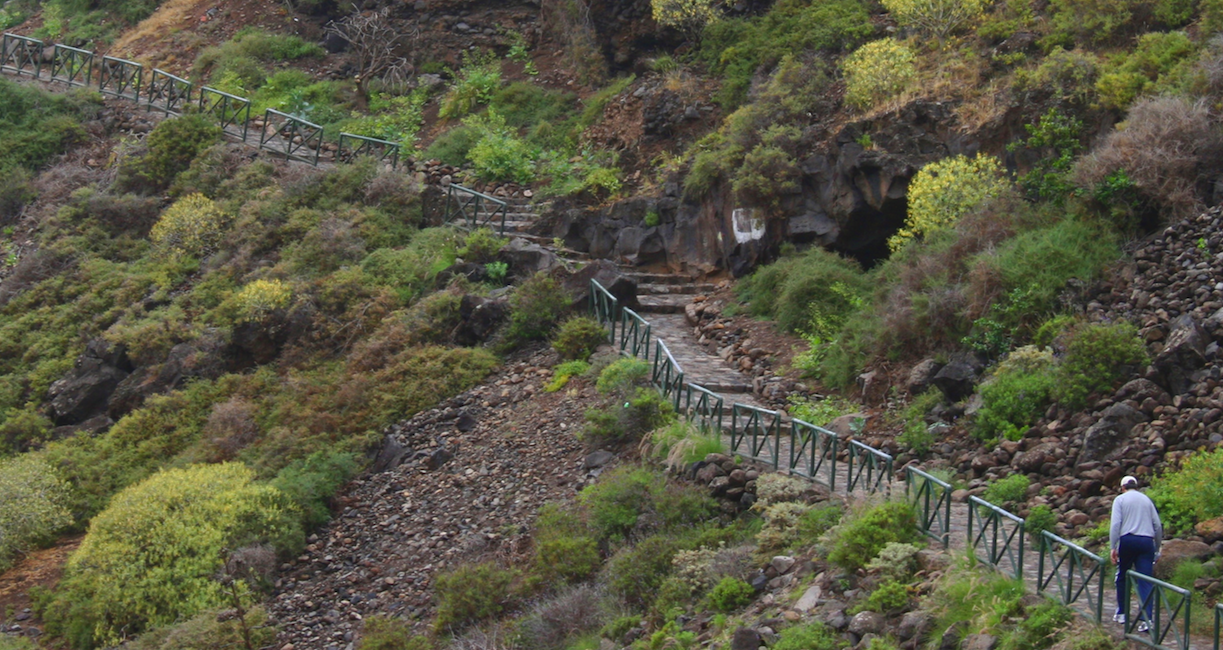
[1121,475,1138,488]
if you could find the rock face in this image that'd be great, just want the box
[451,295,508,346]
[46,340,132,425]
[1077,403,1149,465]
[107,335,231,418]
[497,238,560,279]
[932,355,983,402]
[562,259,639,310]
[1152,314,1207,395]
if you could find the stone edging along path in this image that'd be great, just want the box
[588,279,1217,650]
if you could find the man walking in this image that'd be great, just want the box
[1110,475,1163,632]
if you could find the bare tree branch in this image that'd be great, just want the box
[325,8,413,94]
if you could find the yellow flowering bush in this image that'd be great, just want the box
[881,0,987,39]
[234,279,293,323]
[0,455,73,571]
[652,0,721,34]
[842,39,916,111]
[44,463,299,648]
[149,193,229,257]
[888,154,1008,251]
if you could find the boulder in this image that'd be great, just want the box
[848,611,886,636]
[794,585,822,613]
[932,359,980,402]
[46,339,133,425]
[730,628,762,650]
[1115,378,1170,406]
[451,295,508,346]
[498,238,560,279]
[1077,403,1149,465]
[107,336,230,418]
[1195,517,1223,543]
[827,413,867,438]
[371,436,410,473]
[584,450,615,469]
[1154,540,1214,579]
[897,611,933,641]
[907,359,945,395]
[963,634,998,650]
[1152,315,1207,395]
[562,259,639,310]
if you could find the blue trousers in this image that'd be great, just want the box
[1115,534,1156,622]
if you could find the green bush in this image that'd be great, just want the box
[150,193,231,258]
[125,606,277,650]
[698,0,872,107]
[595,357,651,395]
[457,227,506,263]
[829,500,919,570]
[898,390,941,455]
[731,126,802,208]
[271,451,360,531]
[1054,322,1147,409]
[890,154,1010,252]
[881,0,987,39]
[470,129,537,184]
[43,463,300,649]
[736,246,869,335]
[506,273,571,344]
[605,534,682,608]
[1096,32,1197,109]
[0,454,73,571]
[1024,505,1058,539]
[772,622,842,650]
[582,388,675,447]
[1004,600,1073,650]
[1149,447,1223,534]
[841,39,916,110]
[433,562,518,632]
[580,467,662,542]
[546,360,591,392]
[0,79,94,173]
[862,580,911,613]
[553,316,607,360]
[357,615,432,650]
[982,474,1030,508]
[1044,0,1135,45]
[975,347,1057,442]
[705,577,755,612]
[118,115,221,194]
[439,57,502,120]
[533,534,601,586]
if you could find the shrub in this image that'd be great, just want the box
[595,358,651,395]
[234,279,293,323]
[150,193,230,257]
[1149,447,1223,534]
[705,577,754,612]
[881,0,987,39]
[982,474,1030,509]
[469,130,537,184]
[605,534,681,608]
[516,585,607,650]
[506,272,571,344]
[889,154,1009,252]
[1075,96,1223,219]
[829,500,919,570]
[731,125,802,208]
[439,58,502,120]
[652,0,721,34]
[433,562,518,632]
[0,455,72,571]
[457,228,506,264]
[736,246,869,335]
[553,317,607,360]
[866,542,922,580]
[795,503,844,546]
[125,606,277,650]
[546,360,591,392]
[579,467,660,542]
[582,388,675,447]
[974,346,1057,442]
[1006,600,1073,650]
[862,580,911,613]
[754,473,810,507]
[1024,505,1058,539]
[1045,0,1135,45]
[772,622,841,650]
[1096,32,1197,109]
[898,390,942,455]
[757,502,813,552]
[533,535,601,586]
[118,115,221,193]
[43,463,299,648]
[1054,322,1147,409]
[0,79,93,173]
[357,615,432,650]
[842,39,916,111]
[271,451,360,531]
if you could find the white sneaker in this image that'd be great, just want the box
[1136,621,1150,633]
[1112,613,1126,624]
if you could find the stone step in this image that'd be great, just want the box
[636,295,691,314]
[622,272,701,286]
[637,283,719,296]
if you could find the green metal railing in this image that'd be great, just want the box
[619,307,651,361]
[906,467,952,548]
[652,339,685,411]
[590,279,619,345]
[2,33,41,77]
[98,55,142,100]
[1037,531,1106,623]
[1124,572,1191,649]
[50,43,92,87]
[790,419,838,489]
[146,69,191,115]
[684,383,723,433]
[729,404,783,469]
[968,496,1026,580]
[847,439,893,494]
[260,109,323,165]
[199,86,251,141]
[338,132,401,168]
[1215,603,1223,650]
[443,184,509,236]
